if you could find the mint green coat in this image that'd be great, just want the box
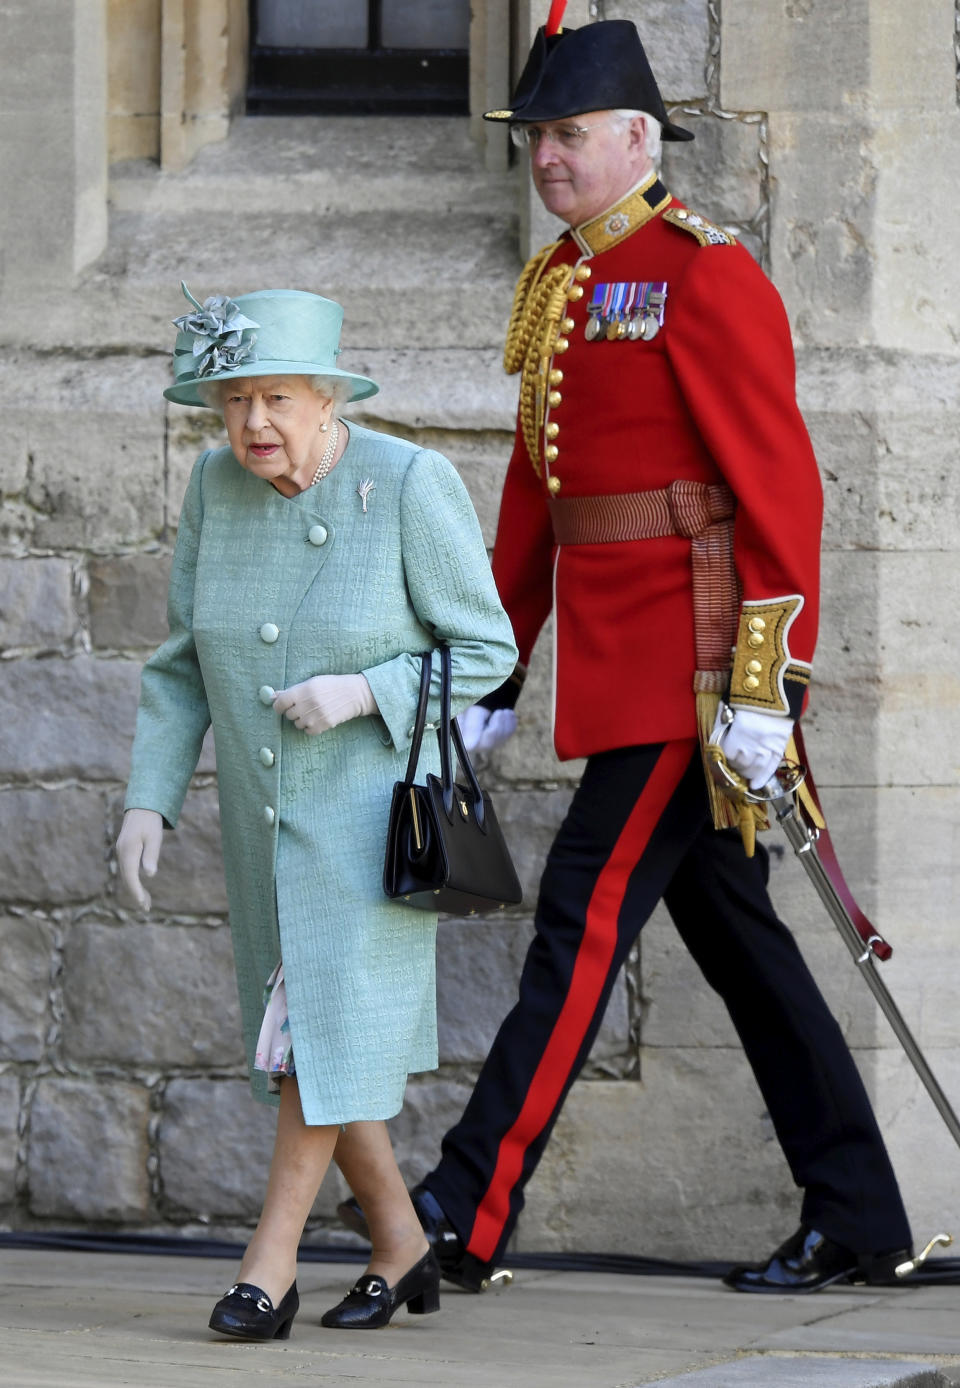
[125,425,517,1124]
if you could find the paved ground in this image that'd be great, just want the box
[1,1248,960,1387]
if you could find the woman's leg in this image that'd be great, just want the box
[237,1077,339,1303]
[334,1121,429,1284]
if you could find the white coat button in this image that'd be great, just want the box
[263,805,276,826]
[308,524,328,546]
[259,622,280,644]
[259,747,275,767]
[258,685,276,705]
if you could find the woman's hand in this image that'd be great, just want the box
[116,808,164,912]
[273,674,377,735]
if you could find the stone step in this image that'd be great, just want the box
[654,1356,948,1387]
[108,115,517,219]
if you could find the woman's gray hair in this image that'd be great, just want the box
[196,375,354,412]
[610,109,663,166]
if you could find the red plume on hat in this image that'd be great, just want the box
[545,0,567,35]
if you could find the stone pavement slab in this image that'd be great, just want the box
[0,1249,958,1388]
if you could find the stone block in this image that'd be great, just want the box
[0,656,141,781]
[872,118,960,355]
[0,916,54,1062]
[869,1,958,113]
[88,553,172,649]
[62,918,239,1066]
[0,0,106,288]
[0,1072,19,1206]
[0,354,167,548]
[662,113,763,230]
[0,559,76,651]
[158,1078,276,1219]
[721,0,871,115]
[805,551,960,787]
[437,913,629,1065]
[0,788,109,903]
[799,349,960,554]
[765,113,876,348]
[27,1076,150,1220]
[386,1075,476,1189]
[516,1050,797,1260]
[602,0,710,101]
[107,0,161,163]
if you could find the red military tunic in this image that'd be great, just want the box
[493,173,823,762]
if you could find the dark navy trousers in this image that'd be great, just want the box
[424,740,910,1266]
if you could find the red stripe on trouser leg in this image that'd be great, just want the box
[466,740,694,1263]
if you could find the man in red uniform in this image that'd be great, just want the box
[342,17,913,1294]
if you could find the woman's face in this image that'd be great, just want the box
[222,376,334,489]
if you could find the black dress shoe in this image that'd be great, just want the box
[337,1183,500,1293]
[320,1249,441,1329]
[208,1280,299,1339]
[723,1226,912,1294]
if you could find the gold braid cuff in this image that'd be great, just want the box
[729,597,803,715]
[504,242,571,476]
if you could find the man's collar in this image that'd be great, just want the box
[570,171,672,257]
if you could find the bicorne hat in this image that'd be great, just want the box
[164,284,379,408]
[483,20,693,142]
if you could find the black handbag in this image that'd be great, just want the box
[383,645,523,915]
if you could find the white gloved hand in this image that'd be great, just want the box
[116,808,164,912]
[712,704,793,790]
[273,673,377,735]
[457,704,518,754]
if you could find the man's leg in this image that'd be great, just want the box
[663,824,911,1259]
[424,740,703,1274]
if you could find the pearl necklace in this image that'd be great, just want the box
[309,419,340,487]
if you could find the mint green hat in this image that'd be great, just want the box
[164,283,379,408]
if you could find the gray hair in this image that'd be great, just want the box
[610,109,663,166]
[195,374,353,412]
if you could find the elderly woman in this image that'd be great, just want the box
[116,286,517,1336]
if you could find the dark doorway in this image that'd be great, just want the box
[247,0,470,114]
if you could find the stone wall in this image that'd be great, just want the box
[1,0,958,1262]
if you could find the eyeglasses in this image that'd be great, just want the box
[509,119,613,150]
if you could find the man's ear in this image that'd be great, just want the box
[627,114,649,156]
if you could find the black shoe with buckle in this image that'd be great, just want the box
[320,1248,441,1329]
[208,1280,299,1339]
[723,1226,913,1294]
[337,1183,510,1293]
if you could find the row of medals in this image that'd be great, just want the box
[586,308,664,342]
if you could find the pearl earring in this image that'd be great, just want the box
[320,422,329,432]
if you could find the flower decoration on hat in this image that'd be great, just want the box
[173,281,259,378]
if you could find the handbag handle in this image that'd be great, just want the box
[437,644,487,830]
[401,652,433,787]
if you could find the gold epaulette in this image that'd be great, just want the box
[663,207,737,247]
[503,241,573,475]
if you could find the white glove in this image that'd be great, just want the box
[712,704,793,790]
[116,808,164,912]
[273,673,377,735]
[457,705,518,753]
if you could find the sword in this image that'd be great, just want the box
[706,727,959,1275]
